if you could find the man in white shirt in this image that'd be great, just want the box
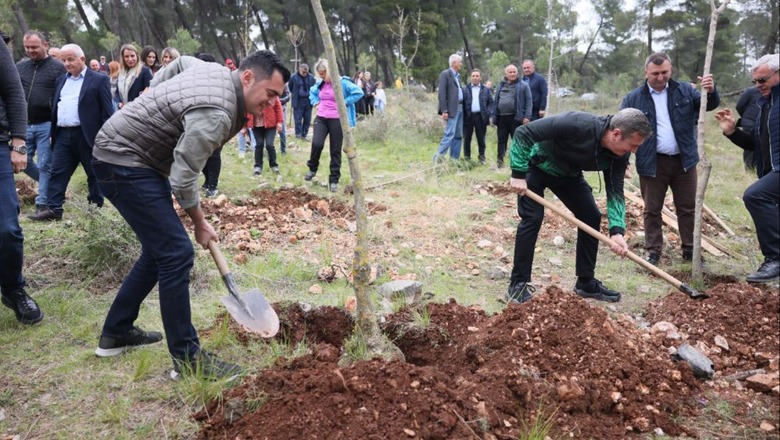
[462,69,493,164]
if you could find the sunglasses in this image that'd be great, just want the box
[752,70,778,85]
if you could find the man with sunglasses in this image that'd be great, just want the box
[715,54,779,283]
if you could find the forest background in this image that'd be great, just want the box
[1,0,778,96]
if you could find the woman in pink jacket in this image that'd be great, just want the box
[247,97,284,176]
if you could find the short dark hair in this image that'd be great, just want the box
[645,52,671,68]
[471,68,481,74]
[23,30,48,44]
[0,29,9,44]
[239,50,291,83]
[196,53,216,63]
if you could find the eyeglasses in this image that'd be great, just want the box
[752,70,778,85]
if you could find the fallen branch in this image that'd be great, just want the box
[720,368,765,381]
[365,164,441,191]
[703,204,735,236]
[452,409,482,440]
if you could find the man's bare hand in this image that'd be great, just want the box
[509,177,527,195]
[714,108,736,135]
[610,234,629,257]
[10,150,27,174]
[441,112,449,121]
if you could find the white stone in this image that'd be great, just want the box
[553,236,565,246]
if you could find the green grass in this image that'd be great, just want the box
[2,90,762,438]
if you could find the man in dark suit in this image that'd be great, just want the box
[30,44,113,221]
[434,54,463,160]
[462,69,493,164]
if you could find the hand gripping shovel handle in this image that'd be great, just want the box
[522,190,707,299]
[208,240,255,318]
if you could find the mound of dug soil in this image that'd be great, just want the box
[196,287,702,439]
[646,283,780,376]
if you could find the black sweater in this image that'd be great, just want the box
[15,56,65,124]
[0,39,27,143]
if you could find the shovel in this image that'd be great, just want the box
[522,190,709,299]
[208,240,280,337]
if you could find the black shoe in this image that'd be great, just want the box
[574,279,621,302]
[645,251,660,266]
[95,326,163,357]
[31,204,46,215]
[170,350,242,381]
[28,207,62,221]
[746,259,780,284]
[253,166,262,176]
[1,289,43,324]
[682,250,706,264]
[304,171,316,181]
[204,188,219,198]
[506,282,535,304]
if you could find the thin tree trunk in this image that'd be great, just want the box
[73,0,95,34]
[457,18,474,71]
[578,18,603,75]
[692,0,729,284]
[309,0,403,363]
[12,4,29,34]
[251,4,271,49]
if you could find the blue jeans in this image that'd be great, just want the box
[435,109,463,159]
[93,160,200,360]
[47,127,103,212]
[22,122,53,206]
[293,101,312,138]
[238,129,256,153]
[0,146,25,295]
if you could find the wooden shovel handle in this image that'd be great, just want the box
[208,240,230,277]
[522,190,686,290]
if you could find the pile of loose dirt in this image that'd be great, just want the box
[182,187,386,254]
[14,179,37,205]
[196,287,702,439]
[645,283,780,376]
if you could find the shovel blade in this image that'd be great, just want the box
[220,288,279,338]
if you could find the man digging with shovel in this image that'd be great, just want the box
[92,51,290,380]
[505,108,653,304]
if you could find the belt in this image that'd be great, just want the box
[58,125,81,129]
[656,152,679,157]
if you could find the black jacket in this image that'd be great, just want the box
[461,83,493,124]
[0,38,27,144]
[15,56,66,124]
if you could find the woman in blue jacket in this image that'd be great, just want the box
[304,59,363,193]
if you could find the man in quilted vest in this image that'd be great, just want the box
[91,51,290,380]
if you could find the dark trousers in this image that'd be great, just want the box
[496,115,520,166]
[307,116,343,184]
[293,101,312,138]
[252,126,278,170]
[47,126,103,212]
[639,154,697,254]
[202,147,222,190]
[0,145,25,295]
[93,161,200,360]
[463,112,487,160]
[744,171,780,260]
[511,167,601,285]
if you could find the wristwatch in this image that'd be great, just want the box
[10,144,28,155]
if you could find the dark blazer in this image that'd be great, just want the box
[462,83,493,124]
[116,66,153,105]
[51,68,114,146]
[437,68,461,116]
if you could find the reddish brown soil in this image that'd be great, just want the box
[646,283,780,376]
[196,287,709,439]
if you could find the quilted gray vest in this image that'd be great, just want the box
[93,62,245,175]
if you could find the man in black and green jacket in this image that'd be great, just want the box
[506,108,652,304]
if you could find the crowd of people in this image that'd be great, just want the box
[432,51,778,305]
[1,27,777,380]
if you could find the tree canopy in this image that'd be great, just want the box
[2,0,777,92]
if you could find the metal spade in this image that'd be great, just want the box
[208,240,280,337]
